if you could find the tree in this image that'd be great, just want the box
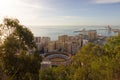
[0,17,41,80]
[39,68,56,80]
[103,35,120,79]
[103,35,120,57]
[69,43,113,80]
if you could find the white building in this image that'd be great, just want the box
[83,39,88,46]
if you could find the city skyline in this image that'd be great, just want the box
[0,0,120,26]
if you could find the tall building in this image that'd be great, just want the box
[34,37,41,43]
[34,37,51,52]
[82,30,97,41]
[70,36,76,42]
[88,30,97,41]
[71,42,78,54]
[58,35,69,42]
[41,37,51,45]
[64,42,71,53]
[47,41,56,52]
[34,37,42,50]
[55,41,64,51]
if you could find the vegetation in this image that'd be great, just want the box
[0,17,120,80]
[0,17,41,80]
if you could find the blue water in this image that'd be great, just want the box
[28,26,120,40]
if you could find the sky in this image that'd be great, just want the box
[0,0,120,26]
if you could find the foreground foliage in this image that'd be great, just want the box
[0,18,41,80]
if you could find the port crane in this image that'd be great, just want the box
[74,25,120,36]
[98,25,120,33]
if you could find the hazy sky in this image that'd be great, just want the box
[0,0,120,26]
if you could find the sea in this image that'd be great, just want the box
[28,26,120,41]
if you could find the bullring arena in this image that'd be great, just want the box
[41,52,71,69]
